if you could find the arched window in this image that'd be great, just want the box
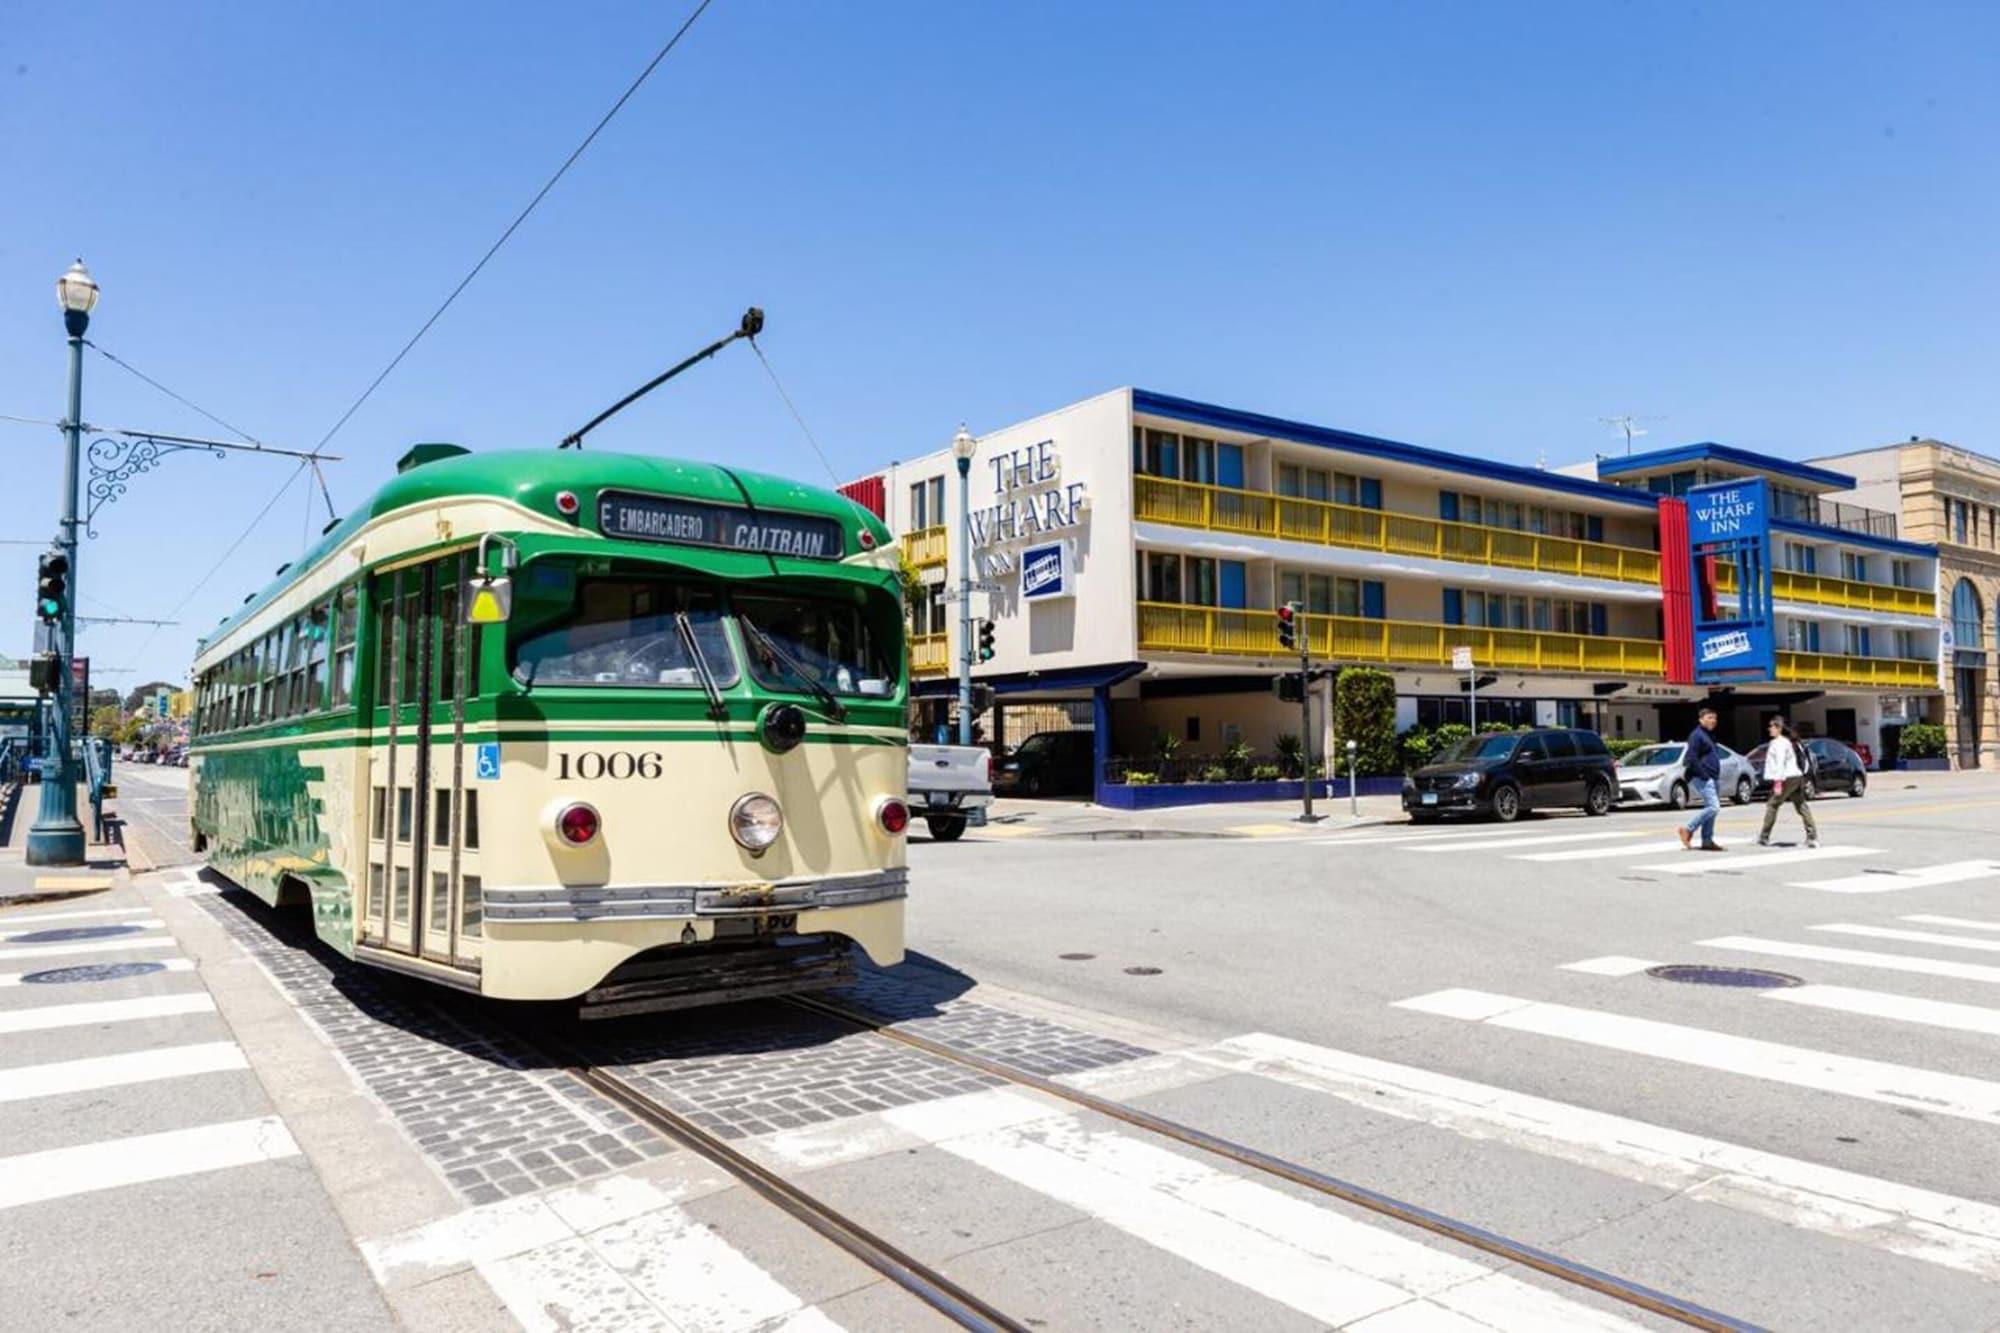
[1951,577,1984,648]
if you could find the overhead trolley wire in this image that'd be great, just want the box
[86,342,265,445]
[749,338,843,488]
[309,0,720,455]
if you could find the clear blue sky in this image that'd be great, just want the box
[4,1,1996,684]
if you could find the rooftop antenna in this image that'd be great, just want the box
[559,307,765,449]
[1597,415,1664,456]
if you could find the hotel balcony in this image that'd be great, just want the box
[1135,476,1661,586]
[1776,652,1936,689]
[910,632,949,677]
[1714,564,1935,617]
[902,526,948,570]
[1136,602,1667,676]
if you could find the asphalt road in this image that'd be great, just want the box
[908,770,2000,1329]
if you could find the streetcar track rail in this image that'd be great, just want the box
[786,992,1763,1333]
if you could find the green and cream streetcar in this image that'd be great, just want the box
[189,444,911,1010]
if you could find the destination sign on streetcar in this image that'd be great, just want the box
[598,490,843,560]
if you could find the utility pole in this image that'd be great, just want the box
[1277,602,1320,823]
[950,426,977,745]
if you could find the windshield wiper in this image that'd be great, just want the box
[674,613,729,720]
[511,659,539,693]
[738,615,846,722]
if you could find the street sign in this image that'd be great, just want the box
[1450,646,1475,671]
[70,657,88,736]
[1687,477,1776,683]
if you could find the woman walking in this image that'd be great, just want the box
[1758,717,1819,848]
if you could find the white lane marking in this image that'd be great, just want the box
[1700,935,2000,986]
[1636,846,1881,875]
[1309,824,1620,849]
[1406,831,1639,853]
[884,1094,1640,1330]
[1767,984,2000,1038]
[584,1204,850,1332]
[1905,914,2000,932]
[1785,862,2000,895]
[0,957,193,988]
[1560,956,1661,977]
[0,1041,247,1103]
[1394,988,2000,1126]
[1198,1032,2000,1279]
[0,991,215,1035]
[0,907,156,926]
[1516,840,1687,863]
[0,1116,299,1211]
[1811,923,2000,954]
[0,935,177,963]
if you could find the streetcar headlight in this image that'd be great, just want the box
[730,793,784,854]
[875,797,910,836]
[556,801,601,846]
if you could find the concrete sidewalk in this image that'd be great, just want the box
[969,791,1406,840]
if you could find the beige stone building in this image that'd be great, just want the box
[1817,439,2000,768]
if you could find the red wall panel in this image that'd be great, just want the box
[837,474,886,520]
[1657,496,1695,684]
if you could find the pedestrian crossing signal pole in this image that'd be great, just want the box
[1278,603,1321,824]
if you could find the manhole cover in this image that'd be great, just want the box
[1646,964,1802,989]
[21,962,167,985]
[1123,966,1163,976]
[6,924,149,945]
[1058,952,1095,961]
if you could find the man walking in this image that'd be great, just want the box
[1677,706,1725,852]
[1757,717,1819,848]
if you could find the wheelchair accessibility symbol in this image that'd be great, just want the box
[474,743,501,781]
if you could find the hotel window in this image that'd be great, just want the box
[1781,541,1817,574]
[1646,470,1698,497]
[1186,557,1218,607]
[1891,558,1918,588]
[909,477,944,528]
[1840,552,1868,582]
[1136,429,1180,479]
[910,585,946,636]
[1894,628,1920,659]
[1786,620,1822,652]
[1843,625,1873,656]
[1181,436,1217,485]
[1143,551,1183,603]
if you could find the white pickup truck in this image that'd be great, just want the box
[906,744,993,841]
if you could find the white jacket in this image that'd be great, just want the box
[1764,737,1805,783]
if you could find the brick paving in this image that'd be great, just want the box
[838,966,1157,1077]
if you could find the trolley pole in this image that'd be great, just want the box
[28,262,95,866]
[951,427,976,745]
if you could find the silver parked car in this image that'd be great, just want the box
[1615,741,1755,808]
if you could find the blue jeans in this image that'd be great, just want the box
[1681,775,1720,844]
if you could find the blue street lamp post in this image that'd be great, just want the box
[28,260,99,866]
[951,426,977,745]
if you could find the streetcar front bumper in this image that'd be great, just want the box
[480,866,909,923]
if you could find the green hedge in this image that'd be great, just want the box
[1335,668,1399,776]
[1899,722,1948,760]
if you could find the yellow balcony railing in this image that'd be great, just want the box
[909,632,949,676]
[1136,602,1666,676]
[1714,563,1936,617]
[1777,651,1936,689]
[902,526,948,569]
[1134,475,1661,586]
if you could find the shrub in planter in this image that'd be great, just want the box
[1606,737,1651,759]
[1274,732,1304,777]
[1223,738,1254,780]
[1899,723,1948,760]
[1398,721,1471,771]
[1251,764,1282,781]
[1335,668,1398,776]
[1123,770,1158,785]
[1200,764,1230,783]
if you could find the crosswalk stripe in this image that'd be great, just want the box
[1635,846,1880,875]
[1394,988,2000,1126]
[1811,923,2000,954]
[1902,913,2000,933]
[881,1091,1641,1330]
[1516,840,1687,863]
[0,958,194,988]
[1311,824,1614,849]
[0,991,215,1035]
[0,1042,247,1104]
[1559,956,1660,976]
[0,1116,300,1211]
[1700,935,2000,986]
[1788,862,2000,895]
[1406,831,1638,853]
[1766,984,2000,1037]
[1193,1032,2000,1279]
[0,907,157,926]
[0,937,178,963]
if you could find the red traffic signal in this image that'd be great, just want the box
[1275,601,1299,651]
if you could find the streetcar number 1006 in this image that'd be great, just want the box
[557,751,664,781]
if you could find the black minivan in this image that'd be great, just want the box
[1403,727,1620,822]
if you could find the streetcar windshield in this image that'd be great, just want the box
[512,577,738,687]
[735,593,895,698]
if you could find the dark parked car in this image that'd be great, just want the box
[993,730,1095,797]
[1403,727,1619,822]
[1746,737,1868,800]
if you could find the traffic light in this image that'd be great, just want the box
[1275,601,1299,651]
[977,619,996,662]
[1273,674,1304,703]
[35,551,69,624]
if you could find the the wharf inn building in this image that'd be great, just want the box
[841,389,1944,804]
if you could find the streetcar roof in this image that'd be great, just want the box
[196,448,894,659]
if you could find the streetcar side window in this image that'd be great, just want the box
[331,584,359,710]
[372,575,397,708]
[301,602,329,715]
[511,576,738,688]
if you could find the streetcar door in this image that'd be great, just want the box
[422,552,483,968]
[370,564,434,956]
